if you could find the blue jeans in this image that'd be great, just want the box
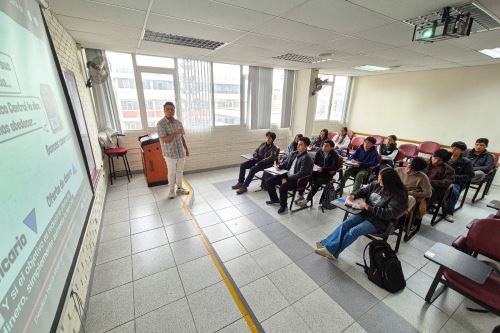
[320,214,377,258]
[447,184,461,215]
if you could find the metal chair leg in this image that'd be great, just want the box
[122,155,130,182]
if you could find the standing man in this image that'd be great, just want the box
[157,101,190,199]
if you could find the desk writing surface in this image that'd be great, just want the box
[487,200,500,210]
[332,199,363,215]
[424,243,492,284]
[264,166,288,175]
[241,153,254,160]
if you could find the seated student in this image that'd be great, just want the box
[310,129,329,150]
[379,135,399,168]
[444,141,474,222]
[284,134,303,158]
[315,168,408,259]
[395,157,432,218]
[338,136,379,195]
[426,149,455,206]
[265,137,314,214]
[333,127,350,154]
[296,140,340,207]
[463,138,494,183]
[232,131,278,194]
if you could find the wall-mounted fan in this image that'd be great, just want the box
[85,56,110,87]
[311,77,328,96]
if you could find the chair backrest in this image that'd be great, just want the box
[492,153,499,169]
[393,150,407,163]
[398,144,419,159]
[466,218,500,261]
[328,131,337,140]
[373,135,384,145]
[418,141,441,155]
[350,136,365,150]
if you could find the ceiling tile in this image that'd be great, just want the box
[139,41,213,59]
[353,22,415,47]
[49,0,146,28]
[402,40,474,57]
[284,0,393,34]
[323,37,392,55]
[253,18,345,44]
[211,0,309,16]
[435,49,494,63]
[57,15,142,39]
[292,44,353,59]
[348,0,460,20]
[151,0,274,32]
[234,33,313,53]
[69,30,138,49]
[451,29,500,50]
[86,0,151,11]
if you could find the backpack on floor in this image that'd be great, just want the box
[320,182,338,212]
[356,240,406,293]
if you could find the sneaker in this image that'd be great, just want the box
[232,183,243,190]
[315,241,325,249]
[236,186,247,195]
[314,247,334,260]
[296,198,308,207]
[444,214,455,222]
[176,187,189,195]
[168,191,176,199]
[277,206,287,214]
[294,194,304,204]
[266,200,280,205]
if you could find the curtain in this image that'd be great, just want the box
[176,59,213,132]
[85,48,121,132]
[281,70,295,128]
[247,66,273,129]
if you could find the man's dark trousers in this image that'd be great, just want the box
[266,174,298,208]
[239,159,269,187]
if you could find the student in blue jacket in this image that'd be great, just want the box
[338,136,379,195]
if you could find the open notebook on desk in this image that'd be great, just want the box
[345,197,365,209]
[264,166,288,175]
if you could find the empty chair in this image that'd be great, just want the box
[398,144,419,160]
[393,149,408,167]
[350,136,365,150]
[328,131,337,140]
[419,141,441,156]
[372,135,384,145]
[98,129,132,185]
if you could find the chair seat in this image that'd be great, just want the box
[444,269,500,312]
[105,147,128,156]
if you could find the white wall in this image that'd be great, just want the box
[347,64,500,185]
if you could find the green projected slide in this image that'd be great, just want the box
[0,1,93,332]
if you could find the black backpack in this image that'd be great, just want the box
[320,182,338,212]
[356,240,406,293]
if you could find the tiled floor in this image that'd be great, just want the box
[85,168,500,333]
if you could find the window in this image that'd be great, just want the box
[141,72,176,128]
[314,74,351,122]
[107,51,142,130]
[213,63,241,126]
[271,69,284,126]
[136,54,175,68]
[143,79,174,90]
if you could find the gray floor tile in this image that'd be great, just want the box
[275,233,314,261]
[178,255,222,295]
[191,202,214,215]
[131,228,168,254]
[212,237,247,262]
[259,222,293,242]
[236,228,272,252]
[358,301,418,333]
[129,202,159,220]
[343,322,367,333]
[240,277,289,322]
[103,209,130,225]
[85,283,134,333]
[107,190,129,202]
[135,297,197,333]
[132,244,176,280]
[105,198,129,212]
[296,252,342,286]
[106,320,135,333]
[128,187,153,198]
[321,271,379,319]
[100,222,130,243]
[129,193,155,208]
[129,214,163,234]
[246,210,277,227]
[268,263,318,303]
[234,202,261,215]
[202,223,233,243]
[216,206,243,221]
[91,256,132,296]
[293,288,354,333]
[262,306,312,333]
[217,318,251,333]
[250,244,292,274]
[224,216,257,235]
[161,207,190,225]
[96,237,131,265]
[166,220,199,243]
[133,267,185,317]
[170,235,208,265]
[207,198,233,210]
[224,254,266,287]
[194,211,222,228]
[156,197,184,212]
[187,281,242,333]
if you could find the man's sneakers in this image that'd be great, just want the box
[168,191,176,199]
[236,186,248,195]
[266,200,280,205]
[444,214,455,222]
[232,183,243,190]
[176,187,189,195]
[315,241,324,249]
[277,206,287,214]
[314,247,334,260]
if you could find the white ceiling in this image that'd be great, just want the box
[48,0,500,75]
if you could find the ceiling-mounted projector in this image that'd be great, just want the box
[405,6,474,43]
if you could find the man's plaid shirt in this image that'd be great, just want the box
[157,117,185,159]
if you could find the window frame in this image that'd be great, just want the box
[314,74,352,122]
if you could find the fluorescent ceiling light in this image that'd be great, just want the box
[478,48,500,58]
[353,65,390,72]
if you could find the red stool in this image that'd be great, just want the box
[104,134,132,185]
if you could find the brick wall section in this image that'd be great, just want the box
[42,9,107,333]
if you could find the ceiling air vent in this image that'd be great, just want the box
[273,53,332,64]
[143,30,225,50]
